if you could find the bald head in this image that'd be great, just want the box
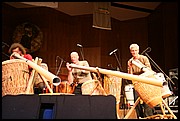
[70,51,79,64]
[70,52,79,57]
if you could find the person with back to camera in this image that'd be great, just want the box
[127,43,155,118]
[66,51,92,95]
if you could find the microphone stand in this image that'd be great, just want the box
[143,52,175,90]
[79,47,85,61]
[2,52,10,58]
[114,52,123,71]
[2,44,10,60]
[54,56,64,93]
[55,56,64,76]
[113,52,128,117]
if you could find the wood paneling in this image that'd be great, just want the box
[2,2,178,77]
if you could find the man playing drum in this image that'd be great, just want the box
[8,43,46,93]
[9,43,33,62]
[66,51,92,95]
[127,43,155,118]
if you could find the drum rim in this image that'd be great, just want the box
[2,59,26,65]
[82,79,99,85]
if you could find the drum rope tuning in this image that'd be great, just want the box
[131,60,172,99]
[2,59,33,97]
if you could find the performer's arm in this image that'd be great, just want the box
[66,62,74,84]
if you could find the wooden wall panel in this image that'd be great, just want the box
[148,2,178,73]
[2,2,178,77]
[84,47,101,67]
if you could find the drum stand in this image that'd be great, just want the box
[123,97,177,119]
[26,57,54,94]
[25,57,40,94]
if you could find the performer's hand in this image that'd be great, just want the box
[10,52,20,59]
[66,62,72,72]
[127,60,133,74]
[128,60,132,67]
[10,55,15,59]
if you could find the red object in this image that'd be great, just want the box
[24,54,33,61]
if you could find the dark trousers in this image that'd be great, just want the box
[133,89,154,118]
[73,84,83,95]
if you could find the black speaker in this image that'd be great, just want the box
[2,94,117,119]
[2,94,40,119]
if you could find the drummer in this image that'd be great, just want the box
[8,43,45,93]
[9,43,33,62]
[127,43,155,118]
[66,51,92,95]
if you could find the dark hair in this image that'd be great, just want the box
[8,43,26,54]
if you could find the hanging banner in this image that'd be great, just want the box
[92,2,111,30]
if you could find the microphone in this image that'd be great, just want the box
[141,47,151,55]
[56,56,66,62]
[109,48,118,55]
[77,44,83,48]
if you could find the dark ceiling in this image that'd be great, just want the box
[4,2,161,21]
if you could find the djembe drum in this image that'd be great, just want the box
[103,75,122,119]
[103,75,122,105]
[133,73,163,108]
[81,79,107,95]
[55,81,75,94]
[2,59,33,97]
